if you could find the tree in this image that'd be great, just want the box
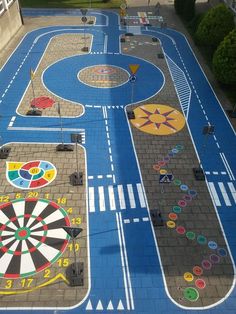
[183,0,195,21]
[212,28,236,85]
[195,4,235,49]
[174,0,186,15]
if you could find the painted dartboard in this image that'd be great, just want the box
[6,160,57,190]
[0,198,70,278]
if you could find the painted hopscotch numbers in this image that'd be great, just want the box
[0,198,70,278]
[6,160,57,190]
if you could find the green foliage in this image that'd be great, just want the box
[183,0,195,22]
[195,4,235,49]
[212,28,236,85]
[174,0,186,15]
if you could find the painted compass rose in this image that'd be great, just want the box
[130,104,185,135]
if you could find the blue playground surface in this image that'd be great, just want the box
[0,8,236,314]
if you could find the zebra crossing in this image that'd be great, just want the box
[208,181,236,207]
[165,54,191,119]
[88,183,146,213]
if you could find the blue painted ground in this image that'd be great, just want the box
[0,8,236,314]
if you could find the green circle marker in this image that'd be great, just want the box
[173,206,182,213]
[197,235,207,245]
[186,231,195,240]
[183,287,199,302]
[174,179,181,186]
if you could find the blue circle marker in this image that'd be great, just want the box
[218,248,227,257]
[171,148,178,154]
[208,241,218,250]
[188,190,197,197]
[180,184,188,191]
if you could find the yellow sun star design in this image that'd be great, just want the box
[130,104,185,135]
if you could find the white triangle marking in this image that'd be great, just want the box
[96,300,103,310]
[117,300,124,310]
[107,300,114,310]
[86,299,93,310]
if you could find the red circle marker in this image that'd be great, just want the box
[193,266,203,276]
[176,226,186,234]
[202,259,212,270]
[195,278,206,289]
[169,213,178,221]
[178,200,187,207]
[159,161,166,166]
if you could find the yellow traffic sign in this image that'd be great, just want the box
[129,64,140,75]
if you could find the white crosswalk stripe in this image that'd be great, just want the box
[208,182,236,207]
[88,183,147,212]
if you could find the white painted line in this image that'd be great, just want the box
[106,174,112,178]
[136,183,146,208]
[208,182,221,206]
[142,217,149,222]
[220,153,234,181]
[127,184,136,208]
[11,116,16,122]
[108,185,116,210]
[109,155,113,162]
[228,182,236,204]
[88,187,95,212]
[213,171,218,175]
[111,164,114,171]
[104,35,108,53]
[133,218,139,223]
[124,219,130,224]
[118,185,126,209]
[8,127,85,132]
[108,147,112,154]
[118,212,134,310]
[106,126,109,132]
[218,182,231,206]
[112,174,116,184]
[116,213,130,310]
[106,133,110,139]
[88,176,93,179]
[107,140,111,146]
[98,186,105,211]
[205,171,210,175]
[97,175,103,179]
[8,122,13,127]
[221,172,227,175]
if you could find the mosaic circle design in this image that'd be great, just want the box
[210,254,220,264]
[176,226,186,235]
[167,221,176,228]
[188,190,197,197]
[218,248,227,257]
[169,213,178,221]
[131,104,185,135]
[193,266,203,276]
[178,200,187,208]
[186,231,196,240]
[202,259,212,270]
[183,287,199,302]
[6,160,57,190]
[173,206,182,214]
[184,272,194,282]
[183,194,192,202]
[180,184,188,191]
[174,179,181,186]
[197,235,207,245]
[78,65,129,88]
[208,241,218,250]
[195,278,206,289]
[0,198,70,278]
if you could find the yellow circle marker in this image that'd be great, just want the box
[166,220,176,228]
[131,104,185,135]
[29,167,40,175]
[184,272,194,282]
[160,169,167,175]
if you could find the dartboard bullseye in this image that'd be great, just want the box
[0,198,70,278]
[6,160,57,190]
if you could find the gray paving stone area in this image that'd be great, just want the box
[122,32,234,306]
[0,144,87,308]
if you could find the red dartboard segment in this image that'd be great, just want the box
[0,198,70,279]
[29,178,48,188]
[22,161,40,171]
